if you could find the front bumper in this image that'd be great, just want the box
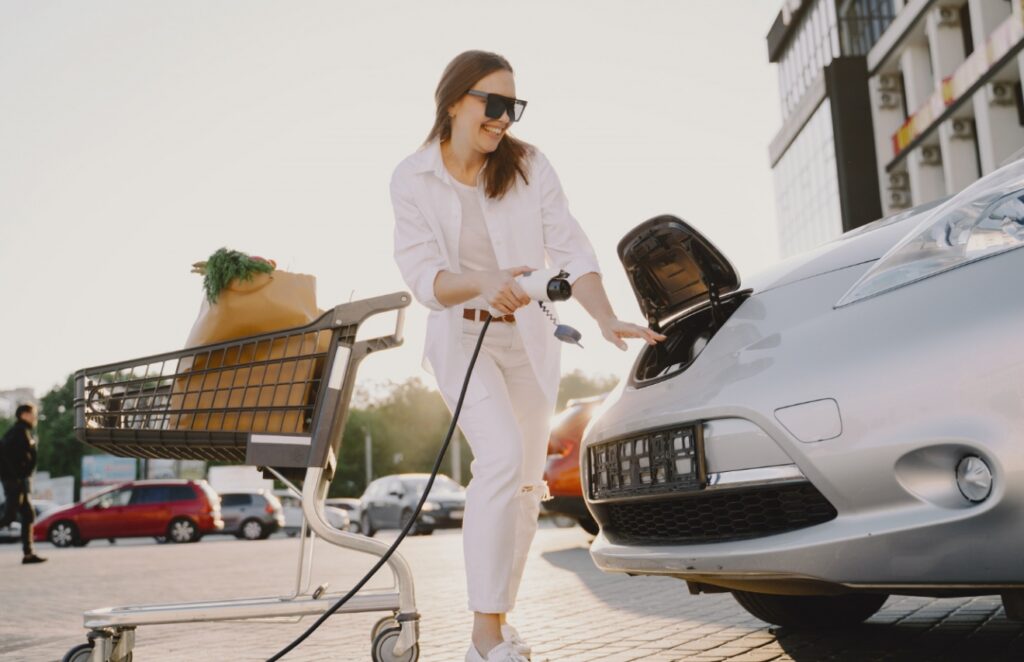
[583,250,1024,592]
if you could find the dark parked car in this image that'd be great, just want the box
[358,473,465,536]
[218,489,286,540]
[33,480,223,546]
[0,500,56,543]
[541,394,607,535]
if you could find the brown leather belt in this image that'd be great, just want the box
[463,307,516,323]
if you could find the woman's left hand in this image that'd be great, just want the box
[598,318,667,351]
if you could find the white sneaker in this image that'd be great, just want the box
[500,624,532,659]
[465,640,529,662]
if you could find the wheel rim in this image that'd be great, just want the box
[373,627,417,662]
[170,520,195,542]
[243,520,263,540]
[51,523,74,547]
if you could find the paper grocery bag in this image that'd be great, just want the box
[169,270,333,434]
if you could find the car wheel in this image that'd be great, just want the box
[578,515,600,536]
[731,591,888,629]
[361,512,375,537]
[72,538,90,548]
[399,509,420,535]
[240,518,266,541]
[167,517,198,543]
[49,521,79,548]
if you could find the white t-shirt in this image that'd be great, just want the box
[449,171,499,310]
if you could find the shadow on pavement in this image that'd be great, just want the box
[542,544,1024,660]
[776,617,1024,661]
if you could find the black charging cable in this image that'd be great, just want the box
[267,316,493,661]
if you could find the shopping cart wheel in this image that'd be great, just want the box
[61,643,92,662]
[371,627,418,662]
[370,615,399,641]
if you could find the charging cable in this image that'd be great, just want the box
[266,315,495,661]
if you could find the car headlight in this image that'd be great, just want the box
[421,501,439,512]
[837,164,1024,307]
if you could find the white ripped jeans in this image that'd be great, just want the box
[437,316,556,614]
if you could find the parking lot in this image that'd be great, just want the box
[3,523,1024,661]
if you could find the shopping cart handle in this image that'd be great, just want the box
[328,291,410,349]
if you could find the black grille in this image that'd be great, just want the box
[598,482,837,545]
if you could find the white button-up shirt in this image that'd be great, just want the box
[390,137,602,408]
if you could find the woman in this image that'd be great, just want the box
[390,50,665,662]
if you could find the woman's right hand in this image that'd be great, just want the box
[475,265,535,315]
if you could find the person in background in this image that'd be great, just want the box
[0,404,47,564]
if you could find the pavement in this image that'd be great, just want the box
[3,522,1024,661]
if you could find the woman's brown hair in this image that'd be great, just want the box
[424,50,535,200]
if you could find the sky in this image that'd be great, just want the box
[0,0,783,402]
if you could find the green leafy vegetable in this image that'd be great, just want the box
[200,247,276,303]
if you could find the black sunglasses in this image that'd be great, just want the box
[466,89,528,122]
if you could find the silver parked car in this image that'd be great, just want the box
[582,157,1024,628]
[218,489,285,540]
[274,489,351,536]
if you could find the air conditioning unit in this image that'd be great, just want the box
[878,91,902,110]
[951,118,974,139]
[920,145,942,166]
[986,81,1015,106]
[878,74,901,93]
[888,171,909,191]
[934,5,959,27]
[887,189,910,209]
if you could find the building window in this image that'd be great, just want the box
[773,99,844,258]
[777,0,841,119]
[838,0,897,56]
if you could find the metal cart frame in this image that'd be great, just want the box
[63,292,418,662]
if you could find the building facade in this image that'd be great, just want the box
[768,0,1024,258]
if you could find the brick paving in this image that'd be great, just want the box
[2,523,1024,661]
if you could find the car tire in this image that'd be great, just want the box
[49,520,80,548]
[731,591,888,629]
[167,517,199,543]
[240,518,266,541]
[361,512,375,537]
[399,509,419,535]
[578,515,600,536]
[72,539,90,548]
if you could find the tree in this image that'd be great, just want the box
[327,371,620,497]
[556,369,619,410]
[35,375,88,493]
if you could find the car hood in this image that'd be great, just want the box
[37,503,77,520]
[744,198,947,295]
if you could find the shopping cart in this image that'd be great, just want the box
[62,291,419,662]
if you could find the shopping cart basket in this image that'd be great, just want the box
[62,291,420,662]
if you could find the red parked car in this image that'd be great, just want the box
[34,479,223,547]
[542,394,607,535]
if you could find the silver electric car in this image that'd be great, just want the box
[582,157,1024,628]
